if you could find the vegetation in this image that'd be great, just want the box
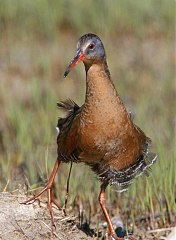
[0,0,175,238]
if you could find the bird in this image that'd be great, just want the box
[24,33,157,240]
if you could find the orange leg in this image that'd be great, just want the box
[99,183,137,240]
[99,183,121,239]
[24,159,61,226]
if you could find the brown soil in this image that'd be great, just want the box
[0,191,174,240]
[0,191,93,240]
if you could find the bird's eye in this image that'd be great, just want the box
[88,43,95,50]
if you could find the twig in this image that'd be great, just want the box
[3,179,10,192]
[63,161,73,215]
[41,221,61,239]
[60,216,72,222]
[147,227,175,233]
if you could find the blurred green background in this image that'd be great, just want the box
[0,0,175,235]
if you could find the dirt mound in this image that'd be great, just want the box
[0,191,92,240]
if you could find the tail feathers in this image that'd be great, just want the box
[138,152,157,177]
[57,99,79,114]
[98,152,157,193]
[57,99,80,133]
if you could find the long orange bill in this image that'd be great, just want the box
[64,49,85,77]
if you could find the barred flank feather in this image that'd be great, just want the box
[98,152,157,192]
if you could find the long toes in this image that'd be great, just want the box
[51,195,61,210]
[23,186,49,204]
[51,223,56,231]
[22,185,60,227]
[49,188,61,210]
[23,196,38,204]
[47,200,55,224]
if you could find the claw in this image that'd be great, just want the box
[23,160,61,225]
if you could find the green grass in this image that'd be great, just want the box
[0,0,175,233]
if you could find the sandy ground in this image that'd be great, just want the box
[0,191,175,240]
[0,191,93,240]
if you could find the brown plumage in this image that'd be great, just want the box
[25,33,157,240]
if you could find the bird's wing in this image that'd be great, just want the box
[56,99,82,162]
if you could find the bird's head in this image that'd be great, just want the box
[64,33,106,77]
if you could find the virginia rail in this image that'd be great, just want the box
[25,33,157,239]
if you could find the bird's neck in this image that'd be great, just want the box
[80,60,132,140]
[84,60,121,109]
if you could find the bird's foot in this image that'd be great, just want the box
[23,185,61,226]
